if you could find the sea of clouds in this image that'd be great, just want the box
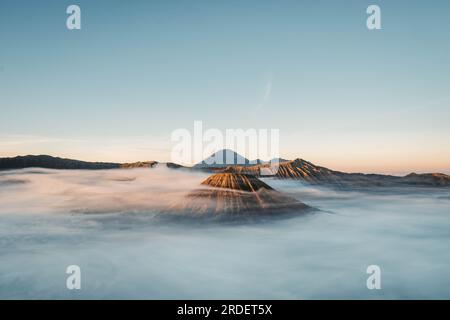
[0,166,450,299]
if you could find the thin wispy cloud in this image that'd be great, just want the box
[256,79,272,110]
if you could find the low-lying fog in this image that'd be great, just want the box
[1,167,450,299]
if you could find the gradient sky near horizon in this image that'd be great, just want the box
[1,0,450,174]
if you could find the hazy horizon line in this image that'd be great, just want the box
[1,150,449,177]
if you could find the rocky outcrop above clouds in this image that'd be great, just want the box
[179,173,312,216]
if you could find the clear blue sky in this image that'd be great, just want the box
[1,0,449,174]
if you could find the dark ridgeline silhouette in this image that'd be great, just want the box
[0,155,157,170]
[0,155,120,170]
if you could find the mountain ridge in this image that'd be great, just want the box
[0,155,159,170]
[217,157,450,187]
[1,152,449,187]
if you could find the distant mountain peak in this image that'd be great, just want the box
[193,149,286,168]
[193,149,251,168]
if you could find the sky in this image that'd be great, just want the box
[0,0,449,174]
